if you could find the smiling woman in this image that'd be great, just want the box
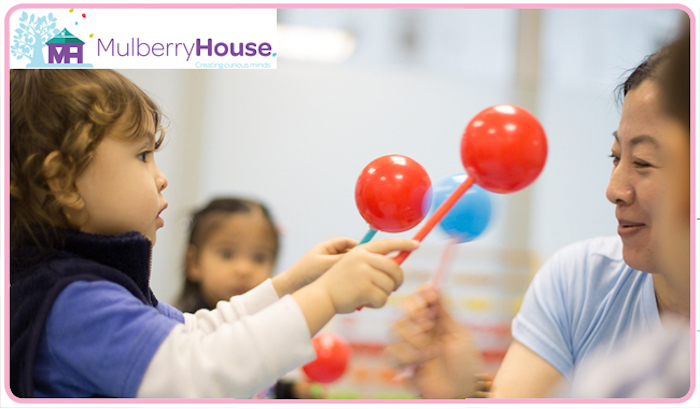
[606,80,684,273]
[386,33,691,399]
[499,36,691,397]
[568,24,692,398]
[606,50,691,316]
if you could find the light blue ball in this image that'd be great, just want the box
[431,173,492,243]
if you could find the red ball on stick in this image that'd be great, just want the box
[393,104,547,265]
[302,333,352,383]
[355,154,432,233]
[461,104,547,193]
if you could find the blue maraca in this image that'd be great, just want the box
[431,173,492,243]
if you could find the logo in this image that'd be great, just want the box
[10,8,277,69]
[10,11,93,67]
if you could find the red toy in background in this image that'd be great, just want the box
[302,333,352,384]
[354,154,432,243]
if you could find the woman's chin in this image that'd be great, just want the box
[622,247,658,274]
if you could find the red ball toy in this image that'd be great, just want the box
[302,333,352,383]
[461,104,547,193]
[355,154,432,233]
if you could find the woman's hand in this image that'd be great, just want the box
[386,284,483,399]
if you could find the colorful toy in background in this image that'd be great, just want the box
[393,104,547,264]
[426,174,493,288]
[392,172,494,380]
[302,332,352,384]
[432,173,492,244]
[354,154,432,244]
[326,104,546,397]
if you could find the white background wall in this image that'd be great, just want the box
[120,7,684,304]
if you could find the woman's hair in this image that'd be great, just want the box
[617,22,690,131]
[10,69,164,251]
[176,198,280,312]
[660,22,690,126]
[616,47,669,102]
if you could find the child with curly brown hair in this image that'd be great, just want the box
[9,69,417,398]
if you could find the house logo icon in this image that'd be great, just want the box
[47,28,90,65]
[11,12,93,67]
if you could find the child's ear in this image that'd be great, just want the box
[186,245,202,282]
[43,151,85,211]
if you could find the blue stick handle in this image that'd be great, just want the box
[355,227,379,312]
[358,227,378,245]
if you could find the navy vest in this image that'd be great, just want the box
[10,229,158,398]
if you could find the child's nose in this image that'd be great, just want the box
[155,167,168,191]
[232,259,256,276]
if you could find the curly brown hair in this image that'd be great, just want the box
[10,69,165,251]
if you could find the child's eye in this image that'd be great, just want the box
[219,250,234,260]
[138,151,152,162]
[253,254,269,264]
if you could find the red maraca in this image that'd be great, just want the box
[355,154,432,243]
[461,104,548,193]
[393,104,547,263]
[302,332,352,383]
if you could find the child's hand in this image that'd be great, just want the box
[315,238,418,313]
[273,237,357,297]
[292,238,418,336]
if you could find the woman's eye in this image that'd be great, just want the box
[609,154,620,165]
[633,161,651,168]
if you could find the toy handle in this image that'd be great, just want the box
[358,227,378,245]
[393,177,474,265]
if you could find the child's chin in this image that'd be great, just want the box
[142,233,156,247]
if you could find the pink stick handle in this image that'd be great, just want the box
[393,177,474,265]
[393,240,458,383]
[431,237,458,288]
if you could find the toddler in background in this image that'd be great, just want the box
[176,197,324,398]
[10,69,418,398]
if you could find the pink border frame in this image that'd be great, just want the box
[3,2,696,405]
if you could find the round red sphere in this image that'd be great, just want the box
[302,333,352,384]
[355,155,432,233]
[461,104,547,193]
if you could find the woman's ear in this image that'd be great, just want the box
[43,151,84,211]
[187,245,202,282]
